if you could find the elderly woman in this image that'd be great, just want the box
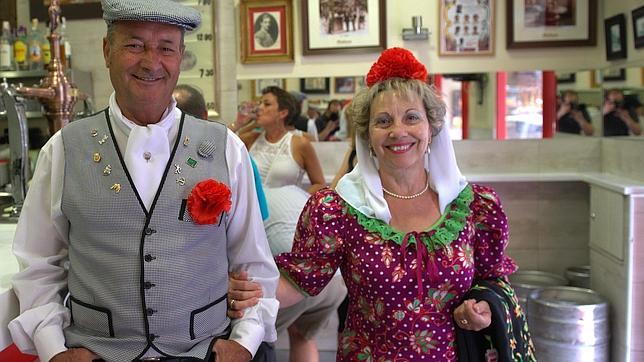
[232,48,534,361]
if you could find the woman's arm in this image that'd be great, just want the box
[227,272,305,318]
[293,135,326,193]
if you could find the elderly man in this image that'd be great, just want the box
[7,1,278,361]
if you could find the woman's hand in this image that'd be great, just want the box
[453,299,491,331]
[227,271,263,319]
[50,348,97,362]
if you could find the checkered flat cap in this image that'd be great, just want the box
[102,0,201,31]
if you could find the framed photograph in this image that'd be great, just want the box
[632,6,644,49]
[240,0,294,63]
[30,0,102,20]
[506,0,597,48]
[604,14,627,60]
[301,0,386,55]
[556,72,576,83]
[600,68,626,82]
[300,77,330,94]
[439,0,495,56]
[251,78,286,99]
[334,77,356,94]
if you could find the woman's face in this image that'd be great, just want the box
[256,92,286,127]
[261,16,271,31]
[369,90,431,173]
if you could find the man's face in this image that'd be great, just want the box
[103,21,184,120]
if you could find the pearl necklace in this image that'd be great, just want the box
[382,177,430,200]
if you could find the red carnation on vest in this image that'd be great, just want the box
[366,47,428,87]
[187,179,231,225]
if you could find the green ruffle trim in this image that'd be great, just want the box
[344,184,474,253]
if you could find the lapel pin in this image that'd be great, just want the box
[91,129,98,137]
[183,136,190,147]
[110,183,121,193]
[98,135,109,145]
[176,177,186,186]
[103,165,112,176]
[186,157,197,168]
[197,140,216,159]
[93,152,101,163]
[174,164,182,174]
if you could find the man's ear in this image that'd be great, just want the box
[103,37,110,68]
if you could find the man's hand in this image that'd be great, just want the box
[453,298,491,331]
[50,348,97,362]
[227,271,263,319]
[212,339,251,362]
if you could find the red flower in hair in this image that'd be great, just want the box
[187,179,232,225]
[366,47,428,87]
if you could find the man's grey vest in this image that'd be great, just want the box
[61,110,230,361]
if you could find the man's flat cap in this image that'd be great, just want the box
[101,0,201,31]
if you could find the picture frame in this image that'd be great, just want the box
[556,72,576,84]
[240,0,294,64]
[301,0,386,55]
[300,77,330,94]
[334,77,356,94]
[439,0,495,56]
[30,0,102,20]
[600,68,626,82]
[632,5,644,49]
[251,78,286,99]
[506,0,597,48]
[604,14,627,61]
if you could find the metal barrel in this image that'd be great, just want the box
[565,265,591,289]
[508,270,568,317]
[528,286,610,362]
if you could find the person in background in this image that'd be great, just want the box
[174,84,269,222]
[623,94,643,129]
[8,2,279,361]
[289,90,319,141]
[316,99,342,141]
[556,89,594,135]
[603,88,642,136]
[240,86,325,194]
[229,47,535,361]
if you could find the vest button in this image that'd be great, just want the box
[144,228,156,236]
[144,281,155,289]
[146,308,156,316]
[144,254,156,262]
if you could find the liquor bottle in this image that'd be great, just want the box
[59,17,72,68]
[0,21,14,71]
[27,18,43,70]
[42,26,51,68]
[14,26,28,71]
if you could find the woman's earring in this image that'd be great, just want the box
[426,142,431,155]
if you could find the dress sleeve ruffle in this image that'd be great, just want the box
[274,188,346,296]
[471,184,518,280]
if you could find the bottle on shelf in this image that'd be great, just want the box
[42,25,51,69]
[14,26,28,71]
[0,21,14,71]
[27,18,43,70]
[59,17,72,68]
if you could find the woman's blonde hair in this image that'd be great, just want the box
[349,78,446,142]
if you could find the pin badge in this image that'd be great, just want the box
[183,136,190,146]
[176,177,186,186]
[143,152,152,162]
[186,157,197,168]
[110,183,121,193]
[91,129,98,137]
[93,152,101,163]
[103,165,112,176]
[174,164,182,174]
[98,135,109,145]
[197,140,216,158]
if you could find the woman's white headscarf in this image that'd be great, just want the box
[335,48,467,224]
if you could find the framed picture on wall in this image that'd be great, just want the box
[600,68,626,82]
[300,77,330,94]
[506,0,597,48]
[604,14,627,60]
[251,78,285,99]
[439,0,494,56]
[334,77,356,94]
[301,0,386,55]
[30,0,102,20]
[240,0,294,63]
[556,72,576,83]
[632,5,644,49]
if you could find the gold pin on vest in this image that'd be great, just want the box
[110,183,121,193]
[93,152,101,162]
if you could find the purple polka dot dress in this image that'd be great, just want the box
[275,184,518,361]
